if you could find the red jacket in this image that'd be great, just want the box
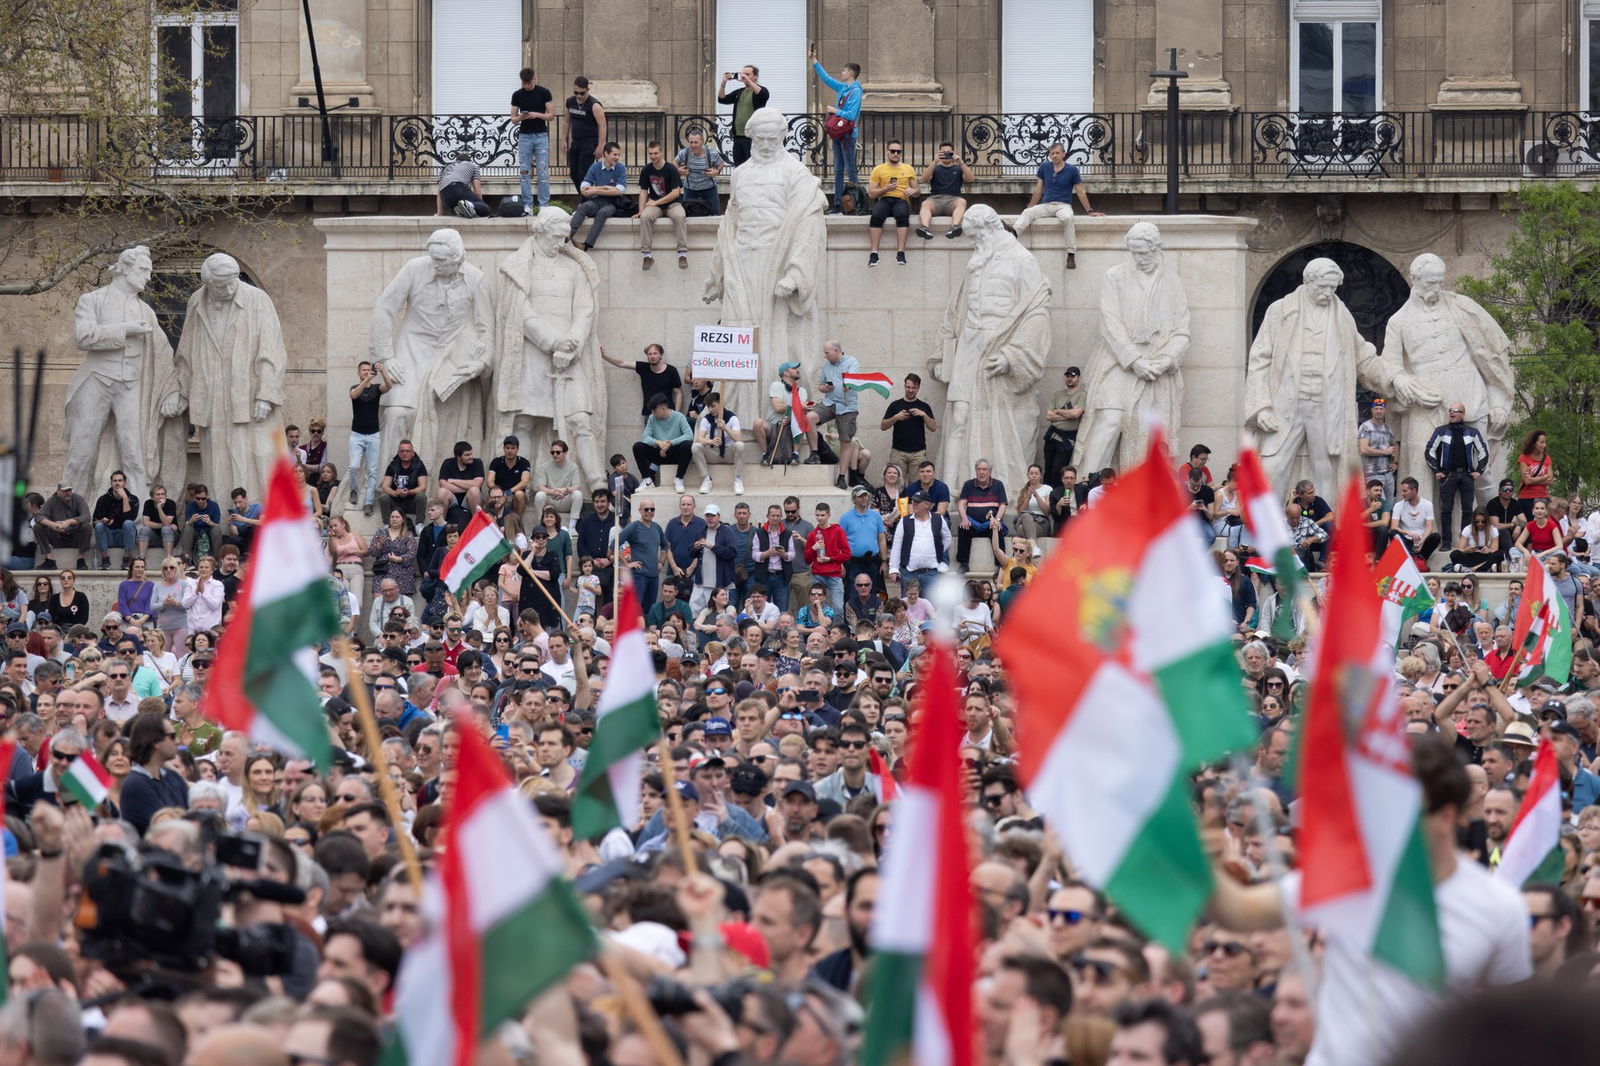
[804,523,851,577]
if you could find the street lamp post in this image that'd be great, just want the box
[1149,47,1188,215]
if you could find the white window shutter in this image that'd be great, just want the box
[432,0,522,114]
[1002,0,1095,113]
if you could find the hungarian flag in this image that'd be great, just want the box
[1296,477,1444,990]
[384,724,597,1066]
[843,371,895,399]
[1244,555,1308,579]
[996,431,1257,950]
[1496,739,1565,887]
[0,740,13,1003]
[207,456,343,766]
[1235,446,1302,640]
[572,584,660,839]
[1374,539,1435,652]
[440,510,512,598]
[867,746,899,801]
[62,748,111,808]
[861,639,973,1066]
[1510,556,1573,685]
[790,381,813,438]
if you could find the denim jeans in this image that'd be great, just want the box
[517,131,550,208]
[898,568,942,597]
[761,569,789,612]
[814,573,844,612]
[682,185,720,216]
[349,432,381,506]
[95,520,136,554]
[831,134,857,207]
[631,572,660,609]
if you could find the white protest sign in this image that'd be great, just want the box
[691,324,759,381]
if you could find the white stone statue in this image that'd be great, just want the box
[371,230,493,470]
[702,108,827,420]
[160,253,288,498]
[928,204,1052,482]
[494,209,608,489]
[1376,252,1516,497]
[1075,222,1190,474]
[63,246,185,499]
[1245,257,1384,493]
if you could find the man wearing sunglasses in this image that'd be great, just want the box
[7,727,87,816]
[814,721,880,806]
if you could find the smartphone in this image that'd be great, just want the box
[797,689,820,704]
[495,724,510,743]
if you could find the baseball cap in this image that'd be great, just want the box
[1533,676,1562,693]
[5,623,27,637]
[703,716,733,737]
[1540,699,1568,721]
[531,527,548,539]
[851,486,870,498]
[1370,397,1386,408]
[782,780,817,802]
[689,753,727,771]
[55,482,71,491]
[674,780,701,803]
[503,435,520,446]
[778,361,801,374]
[1499,478,1515,490]
[1547,719,1581,741]
[1064,366,1081,376]
[1502,721,1539,748]
[704,503,721,516]
[909,490,928,503]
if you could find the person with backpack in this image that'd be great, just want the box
[809,46,863,214]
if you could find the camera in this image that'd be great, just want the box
[646,976,751,1023]
[76,840,302,978]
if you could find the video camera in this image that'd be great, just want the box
[75,838,304,978]
[645,975,753,1024]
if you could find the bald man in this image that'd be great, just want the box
[188,1025,288,1066]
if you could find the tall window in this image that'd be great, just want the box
[1002,0,1094,113]
[153,0,239,123]
[432,0,520,114]
[1583,1,1600,113]
[1290,0,1380,112]
[716,0,806,117]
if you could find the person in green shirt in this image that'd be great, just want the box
[645,578,695,632]
[632,394,695,493]
[716,66,769,166]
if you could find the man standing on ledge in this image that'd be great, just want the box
[1014,142,1104,269]
[509,67,555,213]
[717,65,769,166]
[809,46,863,214]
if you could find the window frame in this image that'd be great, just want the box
[1288,0,1383,113]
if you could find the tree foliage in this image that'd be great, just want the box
[1459,183,1600,493]
[0,0,286,296]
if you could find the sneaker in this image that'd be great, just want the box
[835,474,848,490]
[639,478,654,489]
[642,255,654,270]
[868,252,880,267]
[760,455,772,468]
[348,485,358,505]
[803,453,823,465]
[673,478,686,494]
[946,225,963,238]
[1066,252,1077,270]
[363,503,375,517]
[896,251,906,265]
[678,253,688,269]
[733,478,745,496]
[453,200,476,219]
[916,226,933,240]
[699,478,713,494]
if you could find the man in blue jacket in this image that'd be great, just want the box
[809,47,863,213]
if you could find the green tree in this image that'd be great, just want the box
[1460,182,1600,494]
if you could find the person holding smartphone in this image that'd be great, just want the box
[865,139,918,266]
[716,65,769,166]
[917,140,973,240]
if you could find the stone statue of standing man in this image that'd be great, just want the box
[1246,257,1385,493]
[494,209,608,489]
[1376,252,1515,499]
[703,108,827,421]
[1075,222,1190,474]
[928,204,1053,481]
[161,253,287,498]
[64,246,185,499]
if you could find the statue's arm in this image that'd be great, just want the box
[1096,278,1142,369]
[73,292,131,351]
[253,299,290,408]
[369,269,411,362]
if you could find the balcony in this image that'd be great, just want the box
[4,110,1600,194]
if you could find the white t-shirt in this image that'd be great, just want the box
[1393,497,1435,536]
[1281,858,1531,1066]
[696,412,743,442]
[541,656,577,692]
[766,382,807,421]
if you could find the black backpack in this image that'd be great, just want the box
[838,182,870,216]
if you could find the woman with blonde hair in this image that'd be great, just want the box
[326,514,368,597]
[242,750,283,817]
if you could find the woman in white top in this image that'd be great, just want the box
[1214,467,1245,550]
[462,582,509,638]
[1012,464,1054,541]
[953,579,994,641]
[141,628,181,689]
[182,556,226,632]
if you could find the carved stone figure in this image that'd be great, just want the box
[1075,222,1190,474]
[371,230,493,470]
[160,254,287,498]
[1375,252,1516,501]
[1245,257,1385,493]
[494,209,608,489]
[928,204,1052,482]
[63,246,185,499]
[703,108,827,420]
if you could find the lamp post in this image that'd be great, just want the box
[1149,47,1188,215]
[300,0,339,177]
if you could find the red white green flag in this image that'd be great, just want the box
[1510,555,1573,685]
[1296,477,1444,990]
[1495,738,1564,887]
[867,746,899,801]
[1235,445,1302,640]
[572,583,661,838]
[0,740,14,1003]
[996,430,1258,950]
[842,371,895,399]
[207,456,343,766]
[1374,539,1435,652]
[790,381,813,438]
[861,639,973,1066]
[61,747,111,808]
[383,724,597,1066]
[440,510,512,598]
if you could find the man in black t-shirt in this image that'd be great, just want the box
[488,435,532,516]
[348,360,389,514]
[879,373,938,476]
[1485,477,1525,556]
[917,141,973,239]
[435,441,485,514]
[637,140,687,269]
[380,440,429,524]
[510,67,555,211]
[561,76,605,195]
[601,341,683,416]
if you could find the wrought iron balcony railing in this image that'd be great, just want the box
[5,110,1600,185]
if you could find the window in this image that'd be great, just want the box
[1002,0,1094,113]
[152,1,239,165]
[716,0,807,117]
[431,0,520,114]
[1583,0,1600,113]
[1290,0,1380,112]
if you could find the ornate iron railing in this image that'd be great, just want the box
[6,110,1600,184]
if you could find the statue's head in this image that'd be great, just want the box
[199,253,241,301]
[109,246,154,292]
[964,204,1005,244]
[747,110,786,163]
[527,207,570,256]
[1124,222,1163,274]
[1409,252,1447,305]
[1302,257,1343,306]
[427,229,466,277]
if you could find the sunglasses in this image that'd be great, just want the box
[1068,956,1120,982]
[1048,908,1092,925]
[839,740,868,750]
[706,688,728,696]
[640,507,656,512]
[1201,940,1252,958]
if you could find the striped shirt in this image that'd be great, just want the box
[674,144,724,191]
